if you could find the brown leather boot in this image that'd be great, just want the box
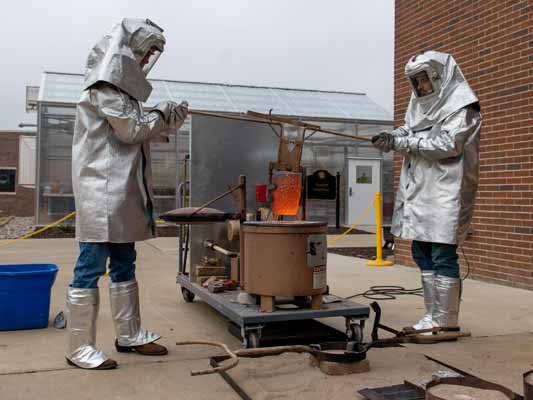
[67,358,118,370]
[115,340,168,356]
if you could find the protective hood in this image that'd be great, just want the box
[83,18,166,102]
[404,51,478,131]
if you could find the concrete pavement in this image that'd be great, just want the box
[0,238,531,398]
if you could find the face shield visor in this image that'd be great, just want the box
[141,47,162,76]
[408,70,435,98]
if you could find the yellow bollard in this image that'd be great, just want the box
[367,192,394,267]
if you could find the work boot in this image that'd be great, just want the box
[115,339,168,355]
[65,287,117,370]
[109,279,165,354]
[433,274,461,328]
[411,271,436,331]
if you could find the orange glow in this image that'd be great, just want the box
[271,171,302,216]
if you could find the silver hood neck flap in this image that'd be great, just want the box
[404,50,478,132]
[83,18,166,103]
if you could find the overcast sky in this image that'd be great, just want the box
[1,0,394,131]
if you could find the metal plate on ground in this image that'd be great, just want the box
[228,319,347,347]
[358,383,425,400]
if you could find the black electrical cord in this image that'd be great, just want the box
[345,285,423,301]
[344,246,471,301]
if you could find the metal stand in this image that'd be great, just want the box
[177,273,369,348]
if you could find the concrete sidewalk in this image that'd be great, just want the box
[0,238,531,398]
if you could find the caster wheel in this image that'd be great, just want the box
[245,332,260,348]
[181,287,195,303]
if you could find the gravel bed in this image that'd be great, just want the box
[0,217,35,240]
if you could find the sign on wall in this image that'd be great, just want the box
[307,169,337,200]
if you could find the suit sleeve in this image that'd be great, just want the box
[392,107,481,160]
[91,84,169,144]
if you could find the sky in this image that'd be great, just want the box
[1,0,394,131]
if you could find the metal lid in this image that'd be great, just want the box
[242,221,327,228]
[159,207,240,224]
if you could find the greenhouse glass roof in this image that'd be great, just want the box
[38,71,392,122]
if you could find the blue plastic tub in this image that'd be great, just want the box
[0,264,59,330]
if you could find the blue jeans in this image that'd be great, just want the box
[411,240,459,278]
[71,242,136,289]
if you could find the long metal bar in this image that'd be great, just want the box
[318,127,373,142]
[210,357,254,400]
[246,110,373,142]
[189,183,244,217]
[177,183,184,274]
[189,110,282,128]
[247,110,321,129]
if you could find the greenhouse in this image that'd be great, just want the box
[36,71,393,228]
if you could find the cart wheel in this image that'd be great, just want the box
[245,332,260,349]
[347,324,363,344]
[181,287,195,303]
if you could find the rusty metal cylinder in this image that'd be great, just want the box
[241,221,328,297]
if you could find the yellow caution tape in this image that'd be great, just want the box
[0,198,377,250]
[0,211,77,248]
[327,199,375,246]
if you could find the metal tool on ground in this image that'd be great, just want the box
[175,339,370,377]
[359,372,523,400]
[358,381,425,400]
[425,375,522,400]
[369,302,471,345]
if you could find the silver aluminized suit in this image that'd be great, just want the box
[390,51,481,246]
[66,18,184,370]
[374,51,481,330]
[73,18,171,243]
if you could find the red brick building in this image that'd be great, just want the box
[394,0,533,289]
[0,131,36,218]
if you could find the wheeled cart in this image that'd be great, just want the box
[177,273,370,348]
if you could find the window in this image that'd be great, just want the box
[0,168,16,193]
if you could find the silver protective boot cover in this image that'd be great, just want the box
[109,279,160,347]
[413,270,435,329]
[433,275,461,327]
[65,287,110,369]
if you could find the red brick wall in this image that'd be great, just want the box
[394,0,533,289]
[0,132,35,218]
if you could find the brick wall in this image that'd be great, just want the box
[0,132,35,217]
[394,0,533,289]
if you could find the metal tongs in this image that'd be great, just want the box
[175,339,368,376]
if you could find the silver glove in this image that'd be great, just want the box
[152,101,178,122]
[371,131,394,152]
[169,101,189,129]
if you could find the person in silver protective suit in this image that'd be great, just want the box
[66,18,188,370]
[372,51,481,331]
